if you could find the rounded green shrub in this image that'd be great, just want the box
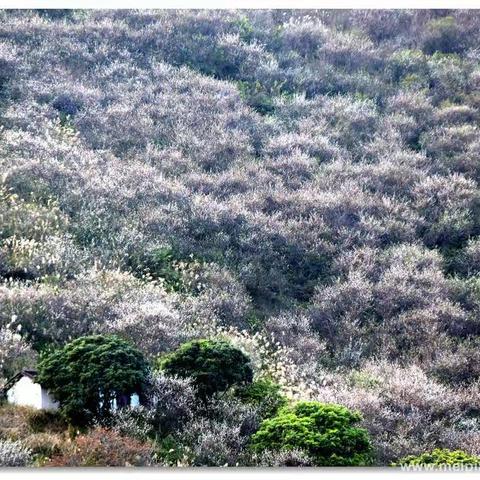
[250,401,373,466]
[37,334,149,426]
[235,378,287,419]
[394,449,480,466]
[158,339,253,398]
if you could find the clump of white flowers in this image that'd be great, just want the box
[0,316,36,382]
[215,325,322,400]
[0,440,32,467]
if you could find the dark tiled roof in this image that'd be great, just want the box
[1,369,38,396]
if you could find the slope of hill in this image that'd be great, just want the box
[1,9,480,465]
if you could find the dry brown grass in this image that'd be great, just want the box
[0,405,70,466]
[0,404,36,441]
[22,432,65,459]
[47,427,154,466]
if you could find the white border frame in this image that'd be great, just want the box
[3,468,480,478]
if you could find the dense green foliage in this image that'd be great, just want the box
[158,339,253,398]
[395,449,480,466]
[37,335,149,425]
[235,378,287,419]
[250,401,373,466]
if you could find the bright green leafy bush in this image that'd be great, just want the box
[394,449,480,466]
[250,401,373,466]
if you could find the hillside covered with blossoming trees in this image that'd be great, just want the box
[1,9,480,467]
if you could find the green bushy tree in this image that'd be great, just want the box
[37,335,149,426]
[250,401,373,466]
[158,339,253,398]
[394,449,480,466]
[235,378,287,419]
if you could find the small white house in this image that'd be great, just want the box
[3,369,59,410]
[2,369,140,411]
[111,393,140,410]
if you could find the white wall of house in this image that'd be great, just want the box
[130,393,140,407]
[109,393,140,411]
[6,376,59,410]
[7,376,138,411]
[40,384,60,410]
